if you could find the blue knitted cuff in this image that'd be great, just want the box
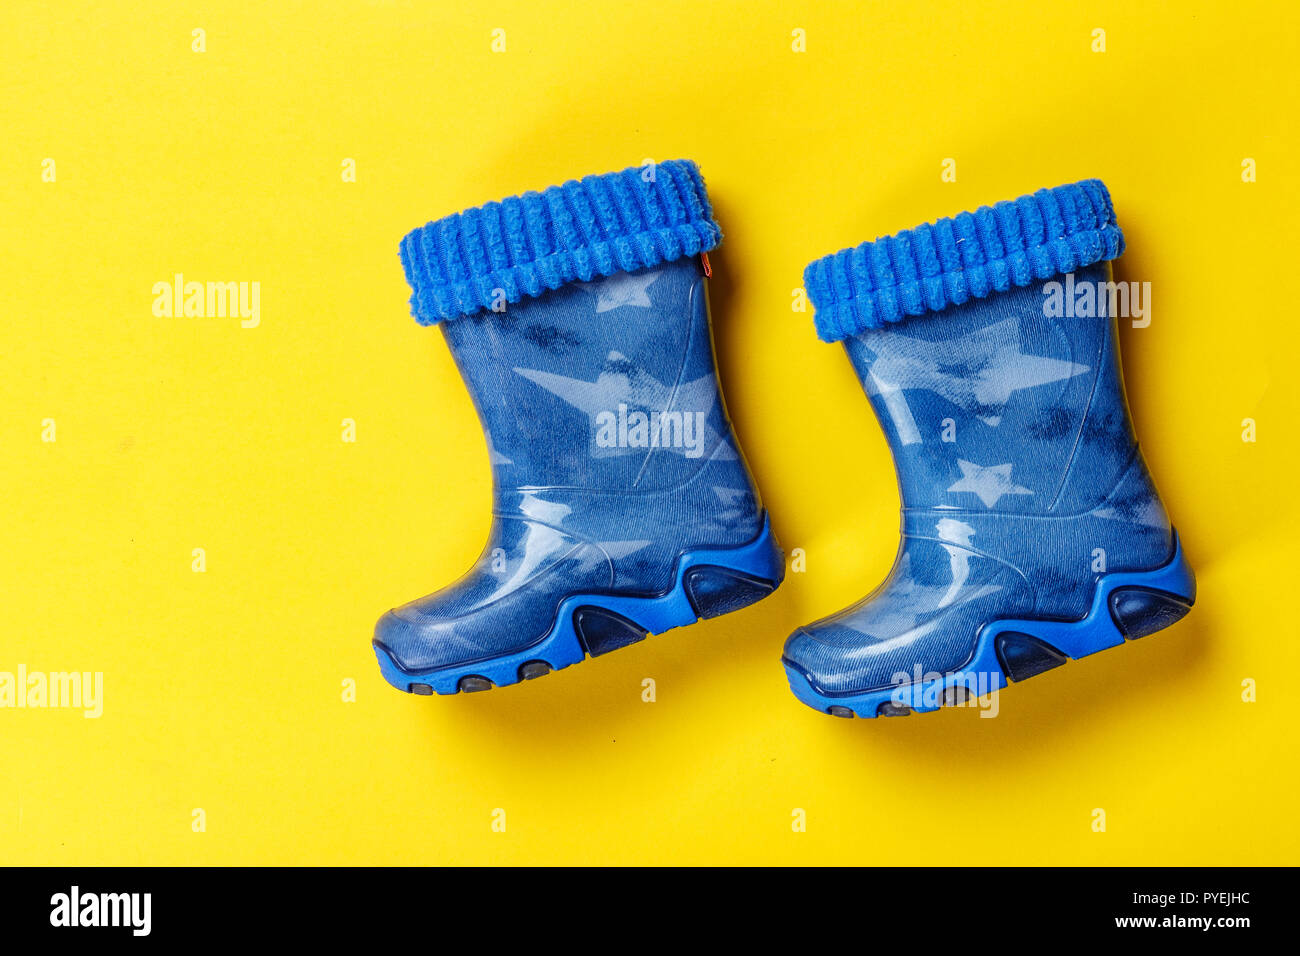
[803,179,1125,343]
[399,159,722,325]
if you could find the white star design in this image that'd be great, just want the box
[946,459,1033,508]
[697,486,755,529]
[512,351,736,460]
[584,269,660,313]
[1092,499,1169,530]
[861,315,1090,433]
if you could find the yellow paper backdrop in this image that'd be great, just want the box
[2,1,1295,864]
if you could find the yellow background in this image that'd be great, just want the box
[2,1,1296,865]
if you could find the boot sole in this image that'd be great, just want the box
[782,530,1195,719]
[373,513,785,695]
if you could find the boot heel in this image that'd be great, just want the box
[684,566,781,619]
[1108,586,1194,640]
[678,512,785,619]
[996,530,1196,665]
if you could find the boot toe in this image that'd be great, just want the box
[371,605,499,675]
[781,625,879,697]
[782,611,987,698]
[372,609,435,673]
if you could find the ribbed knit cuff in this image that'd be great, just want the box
[803,180,1125,343]
[399,160,722,325]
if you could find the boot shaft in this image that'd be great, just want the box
[843,259,1146,517]
[804,181,1174,623]
[439,256,746,497]
[396,160,763,567]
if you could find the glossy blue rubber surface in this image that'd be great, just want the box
[785,253,1195,716]
[783,530,1194,717]
[376,513,783,694]
[376,254,781,693]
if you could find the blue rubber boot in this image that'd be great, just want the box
[784,180,1194,718]
[374,160,783,695]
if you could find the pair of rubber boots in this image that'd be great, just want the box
[373,161,1195,718]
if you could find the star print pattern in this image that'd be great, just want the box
[1092,493,1170,530]
[862,314,1089,429]
[583,269,660,313]
[512,350,737,460]
[946,459,1034,508]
